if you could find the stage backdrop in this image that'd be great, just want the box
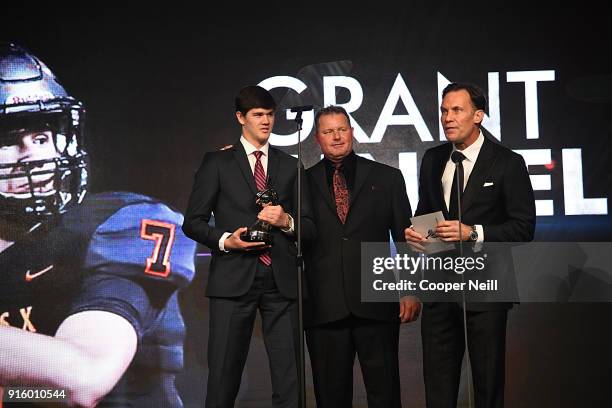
[3,2,611,407]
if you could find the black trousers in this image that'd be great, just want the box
[206,263,298,408]
[306,315,401,408]
[421,302,508,408]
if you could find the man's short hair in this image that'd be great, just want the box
[235,85,276,115]
[315,105,351,132]
[442,82,487,112]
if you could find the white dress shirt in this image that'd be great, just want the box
[441,132,485,242]
[240,135,270,175]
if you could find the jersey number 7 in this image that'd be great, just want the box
[140,220,176,278]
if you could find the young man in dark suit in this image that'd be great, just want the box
[182,85,316,408]
[405,83,536,408]
[305,105,421,408]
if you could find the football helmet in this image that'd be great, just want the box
[0,43,88,217]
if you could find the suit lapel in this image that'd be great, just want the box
[311,161,336,215]
[461,137,497,214]
[232,143,258,196]
[436,144,453,217]
[349,156,372,208]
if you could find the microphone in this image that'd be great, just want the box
[289,105,314,113]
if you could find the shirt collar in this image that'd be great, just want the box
[323,150,357,170]
[240,135,269,157]
[453,131,484,163]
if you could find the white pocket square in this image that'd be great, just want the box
[483,182,494,187]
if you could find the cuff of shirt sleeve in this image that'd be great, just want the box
[219,232,232,252]
[475,224,484,243]
[281,214,294,233]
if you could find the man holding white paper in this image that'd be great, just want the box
[405,83,535,408]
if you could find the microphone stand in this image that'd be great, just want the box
[293,110,306,408]
[454,158,473,408]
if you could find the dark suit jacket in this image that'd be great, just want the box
[415,135,536,310]
[304,155,412,326]
[182,142,316,299]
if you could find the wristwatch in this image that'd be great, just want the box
[282,214,293,231]
[469,225,478,242]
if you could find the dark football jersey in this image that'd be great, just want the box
[0,192,196,407]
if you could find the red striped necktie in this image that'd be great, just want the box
[253,150,272,266]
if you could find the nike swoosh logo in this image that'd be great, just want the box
[25,265,54,282]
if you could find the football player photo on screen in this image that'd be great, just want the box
[0,42,196,407]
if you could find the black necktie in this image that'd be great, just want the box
[448,151,466,220]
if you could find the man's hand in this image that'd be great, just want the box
[399,296,421,323]
[223,227,268,251]
[435,221,472,242]
[258,205,289,228]
[404,226,426,252]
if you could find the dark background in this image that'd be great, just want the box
[3,3,612,406]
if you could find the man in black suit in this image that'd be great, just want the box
[405,83,536,408]
[305,105,421,408]
[182,85,315,408]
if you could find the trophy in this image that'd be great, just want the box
[240,187,279,245]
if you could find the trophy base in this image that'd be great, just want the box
[240,228,273,245]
